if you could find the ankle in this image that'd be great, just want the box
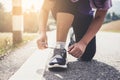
[55,42,66,49]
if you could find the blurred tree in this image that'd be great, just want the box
[0,3,4,12]
[0,3,12,32]
[3,12,12,32]
[105,12,120,23]
[0,3,5,32]
[104,13,112,23]
[111,12,119,20]
[106,13,111,20]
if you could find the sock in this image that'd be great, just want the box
[55,42,66,49]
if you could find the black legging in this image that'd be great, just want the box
[51,6,96,61]
[72,13,96,61]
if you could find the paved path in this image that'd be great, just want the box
[1,31,120,80]
[8,31,56,80]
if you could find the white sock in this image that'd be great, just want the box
[55,42,66,49]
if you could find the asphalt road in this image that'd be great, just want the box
[43,32,120,80]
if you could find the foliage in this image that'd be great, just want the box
[0,3,12,32]
[105,12,120,23]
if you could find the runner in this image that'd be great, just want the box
[37,0,112,70]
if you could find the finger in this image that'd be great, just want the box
[43,43,48,48]
[69,47,83,58]
[68,45,74,52]
[37,41,47,49]
[69,47,77,55]
[45,42,48,47]
[73,51,80,57]
[75,52,82,58]
[71,49,80,58]
[37,40,44,45]
[38,45,47,49]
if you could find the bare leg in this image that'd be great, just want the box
[56,13,74,42]
[48,13,74,69]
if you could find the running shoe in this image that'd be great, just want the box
[48,48,67,69]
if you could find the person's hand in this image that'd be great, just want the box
[37,33,48,49]
[68,40,87,58]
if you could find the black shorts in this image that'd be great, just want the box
[52,0,92,17]
[52,0,79,17]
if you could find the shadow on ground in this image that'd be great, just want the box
[42,60,120,80]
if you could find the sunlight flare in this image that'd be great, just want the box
[22,0,44,12]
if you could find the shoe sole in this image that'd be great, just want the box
[48,64,67,69]
[48,59,68,69]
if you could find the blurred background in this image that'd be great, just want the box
[0,0,120,32]
[0,0,120,55]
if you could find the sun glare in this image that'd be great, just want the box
[0,0,43,12]
[22,0,43,12]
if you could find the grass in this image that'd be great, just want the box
[100,20,120,32]
[0,33,38,57]
[22,33,38,43]
[0,33,12,55]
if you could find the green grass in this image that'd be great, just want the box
[0,33,12,55]
[0,33,38,56]
[22,33,38,43]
